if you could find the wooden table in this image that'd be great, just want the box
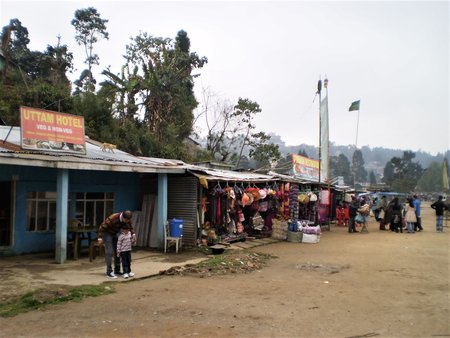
[68,226,97,259]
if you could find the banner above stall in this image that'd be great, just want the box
[292,154,319,182]
[20,106,86,154]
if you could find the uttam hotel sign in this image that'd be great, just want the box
[20,106,86,154]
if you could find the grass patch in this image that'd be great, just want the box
[0,284,115,317]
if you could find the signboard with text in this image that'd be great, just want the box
[292,154,319,181]
[20,106,86,154]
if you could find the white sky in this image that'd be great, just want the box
[1,0,449,155]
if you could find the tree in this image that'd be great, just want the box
[101,65,140,123]
[71,7,109,92]
[416,162,444,192]
[1,18,30,82]
[369,171,377,185]
[232,98,262,168]
[195,87,238,162]
[297,149,308,157]
[330,153,352,185]
[274,153,295,175]
[382,161,395,185]
[351,149,367,186]
[383,151,423,193]
[101,30,207,159]
[248,131,281,170]
[0,20,73,124]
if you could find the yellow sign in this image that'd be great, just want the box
[292,154,319,181]
[20,106,86,154]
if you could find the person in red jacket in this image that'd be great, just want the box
[97,210,135,278]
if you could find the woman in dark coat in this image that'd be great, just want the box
[389,197,403,233]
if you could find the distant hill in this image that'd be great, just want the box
[194,133,449,174]
[269,133,449,175]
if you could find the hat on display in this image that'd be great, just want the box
[298,194,309,204]
[247,192,255,204]
[241,193,250,206]
[308,192,318,202]
[258,189,267,200]
[251,188,261,201]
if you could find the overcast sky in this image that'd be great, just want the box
[1,0,449,155]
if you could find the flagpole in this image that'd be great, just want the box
[349,100,361,189]
[324,77,331,228]
[324,77,330,182]
[317,79,322,184]
[355,107,360,149]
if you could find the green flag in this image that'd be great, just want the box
[349,100,360,111]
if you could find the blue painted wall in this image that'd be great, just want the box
[0,164,141,254]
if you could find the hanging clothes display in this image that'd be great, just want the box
[320,190,330,205]
[289,184,299,219]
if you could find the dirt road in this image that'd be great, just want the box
[0,202,449,337]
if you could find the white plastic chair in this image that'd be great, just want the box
[164,221,182,253]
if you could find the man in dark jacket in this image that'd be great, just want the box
[348,196,360,233]
[97,211,135,278]
[431,196,448,232]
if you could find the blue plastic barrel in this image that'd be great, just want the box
[170,219,183,237]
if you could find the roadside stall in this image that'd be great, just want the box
[187,166,278,245]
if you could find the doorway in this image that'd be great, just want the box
[0,181,12,246]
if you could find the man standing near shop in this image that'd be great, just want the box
[97,210,136,278]
[348,196,360,233]
[413,195,423,232]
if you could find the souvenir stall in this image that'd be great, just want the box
[332,186,353,227]
[188,167,278,246]
[287,186,321,242]
[267,172,322,242]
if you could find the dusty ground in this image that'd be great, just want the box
[0,202,449,338]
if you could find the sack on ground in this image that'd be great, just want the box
[302,233,320,244]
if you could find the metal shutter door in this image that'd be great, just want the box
[168,175,198,247]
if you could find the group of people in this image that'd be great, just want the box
[344,195,370,233]
[341,194,448,234]
[97,210,137,279]
[99,196,447,278]
[372,194,448,233]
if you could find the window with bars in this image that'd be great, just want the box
[26,192,114,232]
[26,192,57,232]
[75,192,114,228]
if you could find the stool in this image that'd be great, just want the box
[89,241,105,262]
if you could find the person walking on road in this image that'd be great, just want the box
[430,196,448,232]
[378,196,388,230]
[412,195,423,231]
[97,210,136,278]
[404,199,417,233]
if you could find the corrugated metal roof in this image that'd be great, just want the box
[0,126,186,173]
[1,126,339,187]
[267,171,325,186]
[187,165,275,182]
